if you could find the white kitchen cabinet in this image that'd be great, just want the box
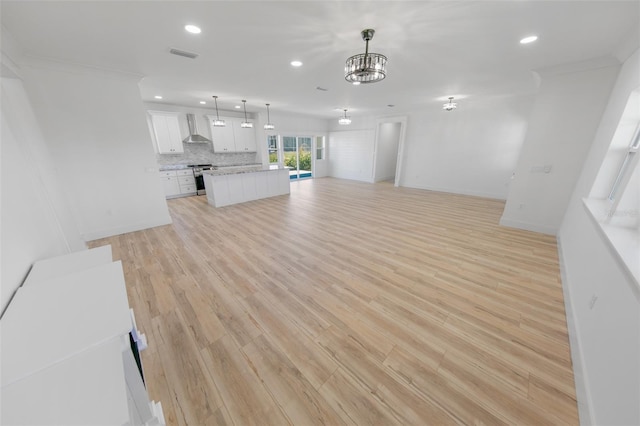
[204,168,290,208]
[149,112,183,154]
[232,119,257,152]
[207,116,257,153]
[209,120,236,152]
[160,169,196,198]
[160,171,181,197]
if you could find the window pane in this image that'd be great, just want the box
[283,136,296,151]
[267,135,277,150]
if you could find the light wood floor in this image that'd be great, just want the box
[90,178,578,425]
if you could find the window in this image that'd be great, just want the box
[584,88,640,284]
[316,136,325,160]
[608,123,640,204]
[267,135,279,168]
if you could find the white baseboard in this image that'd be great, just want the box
[81,215,172,241]
[400,182,506,201]
[556,236,595,425]
[498,217,557,235]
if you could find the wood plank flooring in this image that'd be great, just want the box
[89,178,578,425]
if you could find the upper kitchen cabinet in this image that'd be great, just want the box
[232,119,257,152]
[209,119,235,153]
[207,116,257,153]
[149,111,183,154]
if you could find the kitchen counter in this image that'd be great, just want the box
[203,167,290,207]
[203,165,285,176]
[158,163,263,172]
[158,164,190,171]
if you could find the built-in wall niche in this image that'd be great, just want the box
[584,87,640,284]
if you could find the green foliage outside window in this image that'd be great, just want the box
[284,151,311,171]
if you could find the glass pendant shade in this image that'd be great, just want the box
[264,103,275,130]
[241,100,253,128]
[338,109,351,125]
[212,95,226,127]
[443,97,457,111]
[345,29,387,84]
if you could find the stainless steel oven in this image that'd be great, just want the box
[188,164,213,195]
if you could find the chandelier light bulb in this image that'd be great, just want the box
[338,109,352,125]
[443,97,457,111]
[212,95,226,127]
[241,100,253,128]
[345,29,387,84]
[264,103,275,130]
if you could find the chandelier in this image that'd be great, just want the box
[212,96,225,127]
[264,103,275,130]
[345,29,387,84]
[338,109,351,125]
[443,97,457,111]
[240,100,253,128]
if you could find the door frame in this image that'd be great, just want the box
[372,116,408,187]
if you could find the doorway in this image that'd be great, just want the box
[373,121,404,184]
[283,136,313,180]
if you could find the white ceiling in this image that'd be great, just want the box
[2,1,638,118]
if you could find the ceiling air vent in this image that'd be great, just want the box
[169,48,199,59]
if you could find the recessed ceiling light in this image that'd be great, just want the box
[520,35,538,44]
[154,95,163,99]
[234,105,241,109]
[352,81,361,86]
[185,25,201,34]
[290,60,303,67]
[200,101,206,104]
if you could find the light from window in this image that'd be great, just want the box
[316,136,325,160]
[609,123,640,202]
[267,135,279,166]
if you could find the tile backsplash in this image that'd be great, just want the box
[156,142,260,166]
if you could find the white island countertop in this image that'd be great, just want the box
[204,165,285,176]
[203,166,290,207]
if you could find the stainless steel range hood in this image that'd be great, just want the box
[182,114,212,143]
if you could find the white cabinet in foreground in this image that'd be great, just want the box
[1,246,164,426]
[204,168,290,207]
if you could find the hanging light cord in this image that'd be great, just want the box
[242,100,248,121]
[213,96,221,120]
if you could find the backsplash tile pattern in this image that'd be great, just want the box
[156,142,259,166]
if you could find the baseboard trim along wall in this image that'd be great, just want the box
[81,216,172,242]
[556,236,595,426]
[498,217,557,235]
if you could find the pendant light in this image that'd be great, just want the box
[212,96,225,127]
[264,103,275,130]
[345,29,387,84]
[443,97,457,111]
[240,100,253,128]
[338,109,351,125]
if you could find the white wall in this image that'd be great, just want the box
[328,129,376,182]
[501,60,621,234]
[1,74,85,313]
[558,48,640,426]
[19,58,171,241]
[399,96,533,199]
[374,122,401,182]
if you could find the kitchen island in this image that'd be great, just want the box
[203,166,290,207]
